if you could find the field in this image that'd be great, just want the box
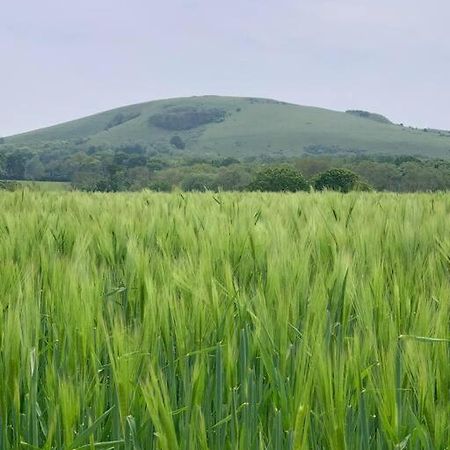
[0,181,71,192]
[0,191,449,449]
[17,181,71,191]
[16,181,71,191]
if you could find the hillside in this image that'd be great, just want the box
[5,96,450,159]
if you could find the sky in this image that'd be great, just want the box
[1,0,450,136]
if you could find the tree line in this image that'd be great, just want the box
[0,141,450,192]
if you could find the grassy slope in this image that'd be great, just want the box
[6,96,450,159]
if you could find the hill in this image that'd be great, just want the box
[4,95,450,159]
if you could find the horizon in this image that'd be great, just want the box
[2,0,450,136]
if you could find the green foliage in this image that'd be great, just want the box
[216,166,251,191]
[394,155,421,165]
[16,180,71,191]
[0,191,448,449]
[212,157,240,167]
[4,149,33,179]
[2,125,450,193]
[25,156,46,180]
[148,179,172,192]
[248,165,309,192]
[169,135,186,149]
[345,109,393,124]
[105,112,141,130]
[181,172,217,191]
[314,168,364,192]
[304,144,365,155]
[65,156,450,193]
[6,96,450,160]
[149,107,226,130]
[0,180,20,191]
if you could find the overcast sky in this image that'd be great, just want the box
[1,0,449,136]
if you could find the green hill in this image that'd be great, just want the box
[5,95,450,159]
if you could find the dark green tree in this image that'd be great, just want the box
[170,136,186,150]
[247,166,309,192]
[181,173,217,191]
[216,166,251,191]
[5,150,33,179]
[25,157,46,180]
[212,157,240,167]
[148,179,172,192]
[314,168,363,192]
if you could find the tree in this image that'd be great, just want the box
[127,167,152,191]
[314,168,364,192]
[181,173,217,192]
[399,162,446,192]
[5,150,33,179]
[212,157,240,167]
[170,135,185,150]
[71,169,103,191]
[349,161,401,191]
[25,157,46,180]
[247,166,309,192]
[293,157,333,179]
[0,153,6,178]
[148,179,172,192]
[216,166,251,191]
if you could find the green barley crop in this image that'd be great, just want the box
[0,190,448,449]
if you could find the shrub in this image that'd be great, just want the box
[216,167,251,191]
[345,110,392,124]
[247,166,309,192]
[212,157,240,167]
[181,173,217,192]
[104,112,140,130]
[0,180,19,191]
[149,107,226,130]
[314,168,363,193]
[148,179,172,192]
[170,135,186,150]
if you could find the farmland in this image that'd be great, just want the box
[0,191,449,449]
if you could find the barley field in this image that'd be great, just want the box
[0,191,448,449]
